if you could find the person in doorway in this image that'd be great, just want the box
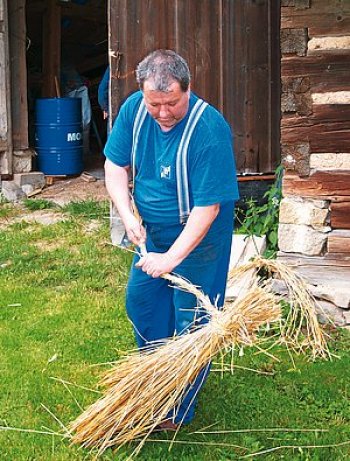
[98,66,110,121]
[104,49,239,430]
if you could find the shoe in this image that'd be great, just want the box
[153,420,179,432]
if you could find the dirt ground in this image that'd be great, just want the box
[38,161,109,206]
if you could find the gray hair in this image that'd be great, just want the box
[136,49,191,92]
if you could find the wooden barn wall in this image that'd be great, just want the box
[109,0,280,174]
[279,0,350,264]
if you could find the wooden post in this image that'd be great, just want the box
[0,0,13,176]
[42,0,61,98]
[8,0,28,149]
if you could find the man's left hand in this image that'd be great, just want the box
[136,252,176,278]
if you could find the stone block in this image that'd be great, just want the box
[12,149,34,173]
[312,91,350,105]
[310,153,350,171]
[278,223,329,256]
[13,171,45,189]
[279,197,329,229]
[316,300,346,327]
[1,180,26,202]
[308,36,350,53]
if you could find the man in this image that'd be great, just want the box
[98,66,110,121]
[104,49,239,429]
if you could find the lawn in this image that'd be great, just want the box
[1,199,350,460]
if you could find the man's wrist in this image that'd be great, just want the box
[165,249,183,268]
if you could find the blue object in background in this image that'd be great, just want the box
[35,98,83,175]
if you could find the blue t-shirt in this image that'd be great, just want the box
[104,91,239,225]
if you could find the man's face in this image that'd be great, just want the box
[142,80,190,131]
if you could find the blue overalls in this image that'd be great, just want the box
[125,99,235,425]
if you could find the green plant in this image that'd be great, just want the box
[23,198,57,211]
[237,165,283,257]
[62,199,109,220]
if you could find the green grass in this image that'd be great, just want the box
[22,198,57,211]
[1,200,350,460]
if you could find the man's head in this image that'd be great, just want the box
[136,49,191,131]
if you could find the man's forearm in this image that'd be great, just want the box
[167,204,220,266]
[104,159,133,222]
[104,159,146,245]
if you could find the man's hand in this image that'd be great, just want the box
[124,214,146,246]
[136,252,175,278]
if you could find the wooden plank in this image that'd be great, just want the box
[283,172,350,198]
[331,202,350,230]
[8,0,28,150]
[327,230,350,254]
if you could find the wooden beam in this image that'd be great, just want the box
[283,172,350,198]
[42,0,61,98]
[328,230,350,254]
[331,202,350,230]
[8,0,28,150]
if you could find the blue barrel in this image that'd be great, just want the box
[35,98,83,175]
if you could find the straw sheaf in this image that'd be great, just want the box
[69,257,330,457]
[70,281,280,456]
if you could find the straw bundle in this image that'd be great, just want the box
[70,278,280,456]
[69,257,330,457]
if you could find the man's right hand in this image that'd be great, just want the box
[124,214,146,246]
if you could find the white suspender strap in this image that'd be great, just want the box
[131,97,208,224]
[131,99,148,187]
[176,98,208,224]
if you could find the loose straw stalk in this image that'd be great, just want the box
[69,256,330,457]
[227,256,331,360]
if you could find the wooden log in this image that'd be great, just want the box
[331,202,350,230]
[282,3,350,31]
[327,230,350,254]
[311,73,350,93]
[281,120,350,152]
[281,54,350,78]
[281,104,350,127]
[283,172,350,198]
[283,0,349,15]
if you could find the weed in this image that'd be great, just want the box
[62,199,109,220]
[23,198,57,211]
[237,165,283,258]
